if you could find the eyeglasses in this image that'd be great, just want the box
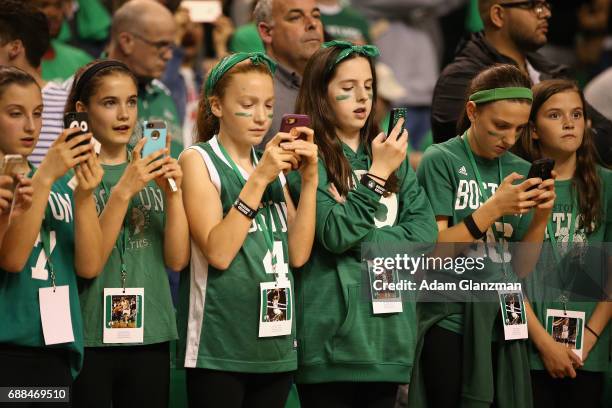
[129,32,173,54]
[499,1,552,17]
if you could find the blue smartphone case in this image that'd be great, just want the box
[142,121,167,158]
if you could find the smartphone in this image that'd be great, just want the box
[526,158,555,191]
[181,0,222,23]
[142,121,168,159]
[1,154,29,191]
[64,112,91,148]
[387,108,407,139]
[279,114,311,140]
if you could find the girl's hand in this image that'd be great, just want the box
[0,175,13,215]
[74,147,104,199]
[156,158,183,195]
[8,175,33,219]
[530,172,557,220]
[115,138,166,199]
[37,128,93,185]
[279,127,318,184]
[539,337,583,379]
[489,173,544,217]
[255,132,299,184]
[369,118,408,180]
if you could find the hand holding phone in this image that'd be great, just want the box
[279,114,311,140]
[387,108,407,140]
[142,121,177,192]
[1,154,29,191]
[526,158,555,191]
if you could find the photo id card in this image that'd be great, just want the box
[39,285,75,345]
[367,260,403,314]
[498,290,528,340]
[259,281,292,338]
[103,288,144,344]
[546,308,585,360]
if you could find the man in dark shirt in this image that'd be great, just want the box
[431,0,611,164]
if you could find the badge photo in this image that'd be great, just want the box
[498,290,528,340]
[546,309,585,360]
[367,260,403,314]
[258,281,292,338]
[103,288,144,343]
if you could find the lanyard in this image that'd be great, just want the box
[546,200,578,312]
[217,140,278,272]
[100,178,131,291]
[462,132,507,274]
[40,225,56,291]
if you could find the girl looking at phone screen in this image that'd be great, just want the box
[0,66,104,390]
[291,41,437,407]
[514,79,611,408]
[65,59,189,408]
[412,64,556,408]
[178,53,318,407]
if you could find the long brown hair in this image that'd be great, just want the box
[295,46,398,196]
[196,62,273,143]
[514,79,602,233]
[457,64,532,135]
[0,66,39,99]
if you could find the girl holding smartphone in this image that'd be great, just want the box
[0,65,104,390]
[514,79,611,407]
[412,64,556,408]
[292,41,438,407]
[179,52,318,407]
[66,59,190,408]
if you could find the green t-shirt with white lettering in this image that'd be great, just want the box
[416,135,532,334]
[0,172,84,378]
[78,162,177,347]
[525,166,612,372]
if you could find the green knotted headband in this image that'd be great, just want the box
[204,52,277,98]
[469,87,533,104]
[322,40,380,73]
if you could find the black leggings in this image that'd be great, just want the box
[297,382,399,408]
[0,344,72,408]
[531,369,604,408]
[421,324,464,408]
[185,368,293,408]
[72,342,170,408]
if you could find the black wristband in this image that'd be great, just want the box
[586,324,600,340]
[233,198,258,219]
[464,213,486,239]
[360,174,386,196]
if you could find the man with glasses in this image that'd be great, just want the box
[107,0,183,156]
[430,0,611,165]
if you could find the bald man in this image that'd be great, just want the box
[108,0,183,156]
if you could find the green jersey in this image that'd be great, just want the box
[321,7,371,44]
[78,161,177,347]
[289,143,438,384]
[526,166,612,372]
[0,172,84,378]
[416,135,532,334]
[177,137,296,373]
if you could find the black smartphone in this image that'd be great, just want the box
[64,112,91,148]
[526,158,555,191]
[387,108,407,139]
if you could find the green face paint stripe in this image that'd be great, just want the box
[268,114,274,119]
[367,92,373,100]
[335,95,351,101]
[235,112,252,117]
[487,130,504,137]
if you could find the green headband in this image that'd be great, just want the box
[322,40,380,73]
[469,87,533,104]
[204,52,277,98]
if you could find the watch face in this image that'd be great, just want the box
[368,180,376,188]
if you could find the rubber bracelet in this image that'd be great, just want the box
[367,173,388,183]
[360,174,386,196]
[464,213,486,239]
[585,324,600,340]
[233,198,258,219]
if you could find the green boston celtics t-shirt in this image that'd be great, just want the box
[0,172,84,379]
[526,166,612,372]
[321,7,371,44]
[416,135,532,334]
[78,162,178,347]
